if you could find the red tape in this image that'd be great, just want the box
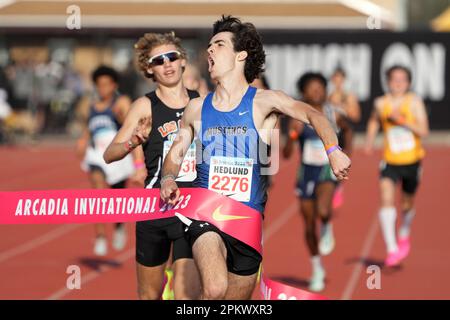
[0,187,262,254]
[260,273,328,300]
[0,187,328,300]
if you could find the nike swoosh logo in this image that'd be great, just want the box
[212,205,250,222]
[238,111,249,116]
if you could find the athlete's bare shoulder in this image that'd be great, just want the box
[134,95,152,110]
[133,95,152,108]
[183,95,205,123]
[409,92,424,104]
[373,95,386,113]
[408,92,426,116]
[254,88,283,100]
[127,95,152,120]
[253,88,289,110]
[185,95,205,111]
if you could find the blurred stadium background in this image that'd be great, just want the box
[0,0,449,142]
[1,0,450,300]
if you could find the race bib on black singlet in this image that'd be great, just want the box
[208,156,253,202]
[163,140,197,182]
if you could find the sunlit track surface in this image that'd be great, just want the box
[1,144,449,299]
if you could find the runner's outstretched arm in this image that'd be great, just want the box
[262,90,351,180]
[103,97,151,164]
[160,98,201,205]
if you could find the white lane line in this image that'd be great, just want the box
[46,248,135,300]
[263,201,298,243]
[0,224,82,264]
[340,214,379,300]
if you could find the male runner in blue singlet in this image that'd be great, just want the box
[160,16,351,300]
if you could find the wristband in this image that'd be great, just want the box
[134,159,145,170]
[76,138,85,147]
[396,115,406,126]
[160,174,176,185]
[289,130,299,140]
[325,144,342,156]
[124,140,135,153]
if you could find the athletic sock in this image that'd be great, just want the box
[311,255,323,272]
[379,207,398,253]
[399,208,415,239]
[321,222,332,236]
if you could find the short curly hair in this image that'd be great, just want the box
[212,15,265,83]
[297,72,327,94]
[134,32,187,80]
[92,65,119,84]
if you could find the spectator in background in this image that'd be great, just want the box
[5,57,83,136]
[35,59,63,132]
[8,59,34,111]
[0,68,12,143]
[1,61,38,137]
[44,61,84,133]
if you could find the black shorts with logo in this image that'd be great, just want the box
[136,217,193,267]
[380,161,422,195]
[184,219,262,276]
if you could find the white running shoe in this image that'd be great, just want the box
[309,267,326,292]
[319,223,335,256]
[94,237,108,256]
[112,225,127,251]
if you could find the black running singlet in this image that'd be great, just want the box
[143,90,200,188]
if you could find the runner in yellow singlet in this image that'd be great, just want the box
[365,65,429,267]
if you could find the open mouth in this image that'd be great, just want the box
[208,56,215,71]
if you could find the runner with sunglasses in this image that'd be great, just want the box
[103,32,201,300]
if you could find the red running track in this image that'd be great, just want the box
[0,143,449,299]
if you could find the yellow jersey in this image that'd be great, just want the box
[379,93,425,165]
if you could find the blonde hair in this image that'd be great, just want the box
[134,31,187,80]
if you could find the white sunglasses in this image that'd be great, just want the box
[148,50,181,66]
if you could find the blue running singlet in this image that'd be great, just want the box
[194,86,269,213]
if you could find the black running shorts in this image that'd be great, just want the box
[185,219,262,276]
[135,217,193,267]
[380,161,422,195]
